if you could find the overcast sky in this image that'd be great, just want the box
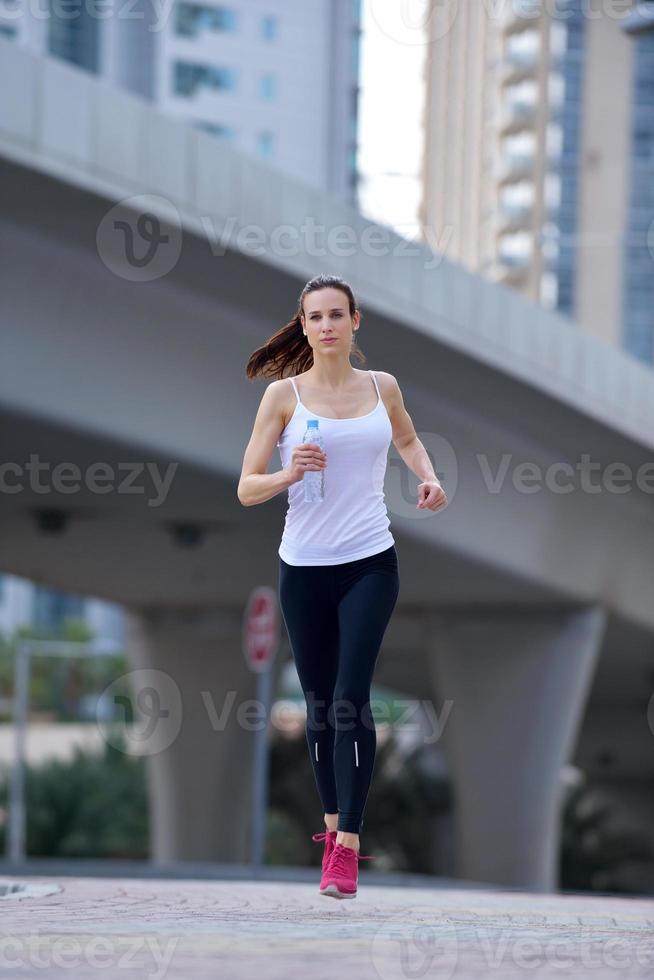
[357,1,427,240]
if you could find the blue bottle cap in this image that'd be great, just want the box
[307,419,319,427]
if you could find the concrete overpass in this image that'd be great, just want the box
[1,39,654,891]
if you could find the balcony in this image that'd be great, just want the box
[502,0,542,36]
[501,45,539,86]
[500,100,538,135]
[498,153,535,184]
[497,226,533,277]
[497,201,534,234]
[494,259,531,288]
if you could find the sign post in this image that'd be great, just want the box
[242,586,279,875]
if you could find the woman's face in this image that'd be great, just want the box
[302,287,358,353]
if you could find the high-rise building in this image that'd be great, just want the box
[420,0,654,365]
[0,0,363,205]
[621,3,654,364]
[0,574,125,648]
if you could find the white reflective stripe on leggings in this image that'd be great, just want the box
[354,740,359,767]
[315,740,318,761]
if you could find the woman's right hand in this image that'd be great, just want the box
[285,442,327,485]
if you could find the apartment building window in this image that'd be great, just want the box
[32,586,85,633]
[501,181,534,219]
[194,120,237,142]
[634,127,654,161]
[502,131,535,170]
[622,29,654,363]
[261,14,278,41]
[499,231,533,266]
[349,77,360,199]
[352,26,361,80]
[48,0,99,73]
[551,1,584,318]
[505,79,538,115]
[505,28,539,69]
[258,72,277,100]
[349,110,358,143]
[175,3,237,38]
[257,131,274,158]
[348,144,358,190]
[173,61,237,97]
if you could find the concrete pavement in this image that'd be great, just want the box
[1,874,653,979]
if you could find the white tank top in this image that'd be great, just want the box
[276,370,395,565]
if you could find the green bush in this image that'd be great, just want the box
[559,781,654,894]
[0,730,149,859]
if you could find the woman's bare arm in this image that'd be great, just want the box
[237,382,293,507]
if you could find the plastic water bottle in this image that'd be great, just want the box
[303,420,325,502]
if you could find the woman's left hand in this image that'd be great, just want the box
[416,479,448,512]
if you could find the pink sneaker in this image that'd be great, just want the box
[319,842,376,899]
[312,830,337,881]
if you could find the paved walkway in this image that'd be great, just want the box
[1,874,653,978]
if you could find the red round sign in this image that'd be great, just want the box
[243,586,279,672]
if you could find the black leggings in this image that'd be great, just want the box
[278,544,400,834]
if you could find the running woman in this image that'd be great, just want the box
[238,274,447,898]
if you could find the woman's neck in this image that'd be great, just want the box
[306,362,358,389]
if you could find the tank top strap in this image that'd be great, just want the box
[369,370,381,399]
[289,376,300,404]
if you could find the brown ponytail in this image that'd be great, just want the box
[245,273,365,380]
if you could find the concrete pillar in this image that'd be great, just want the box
[124,607,287,864]
[427,604,607,892]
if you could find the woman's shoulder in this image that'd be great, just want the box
[368,370,399,393]
[266,376,298,430]
[368,371,401,419]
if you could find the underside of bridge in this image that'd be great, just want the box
[2,117,653,891]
